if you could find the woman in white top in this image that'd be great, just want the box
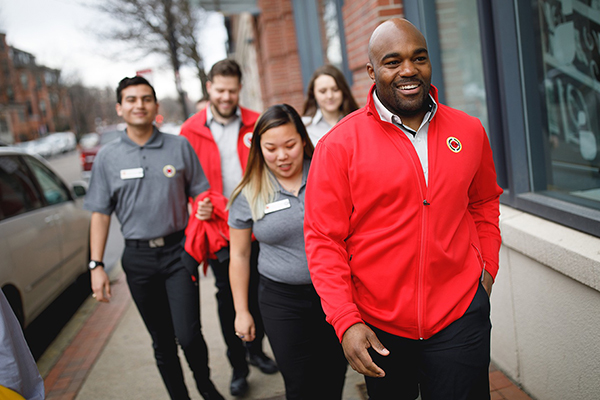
[301,65,359,144]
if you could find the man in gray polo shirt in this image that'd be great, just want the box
[84,76,224,400]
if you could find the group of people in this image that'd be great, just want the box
[84,18,502,400]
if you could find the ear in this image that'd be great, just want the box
[206,80,212,93]
[115,103,123,117]
[366,63,375,82]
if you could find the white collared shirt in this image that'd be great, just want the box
[303,108,336,145]
[206,105,243,198]
[372,90,437,185]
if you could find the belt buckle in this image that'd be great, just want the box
[149,237,165,248]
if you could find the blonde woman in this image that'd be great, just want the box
[228,104,347,399]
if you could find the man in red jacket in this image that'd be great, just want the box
[304,19,503,399]
[179,59,277,397]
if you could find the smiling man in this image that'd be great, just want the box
[304,19,503,399]
[84,76,224,400]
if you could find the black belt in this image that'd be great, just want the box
[125,230,185,248]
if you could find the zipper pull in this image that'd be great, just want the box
[423,200,430,206]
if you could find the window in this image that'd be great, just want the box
[434,0,489,131]
[24,157,70,206]
[528,0,600,211]
[0,156,42,220]
[39,100,47,117]
[20,73,28,88]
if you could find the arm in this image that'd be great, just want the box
[304,142,388,377]
[468,128,503,290]
[90,212,112,302]
[229,227,255,342]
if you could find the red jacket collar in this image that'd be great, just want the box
[193,105,257,138]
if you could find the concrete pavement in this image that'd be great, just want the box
[40,264,366,399]
[39,263,531,400]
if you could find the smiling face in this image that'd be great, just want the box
[313,74,344,116]
[367,19,432,120]
[115,84,158,129]
[260,123,305,182]
[206,75,241,122]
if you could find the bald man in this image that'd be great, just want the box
[304,18,502,399]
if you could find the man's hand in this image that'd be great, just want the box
[341,323,389,378]
[91,268,111,302]
[195,197,213,221]
[482,269,494,297]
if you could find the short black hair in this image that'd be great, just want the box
[207,59,242,82]
[116,76,157,104]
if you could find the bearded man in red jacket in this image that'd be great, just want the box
[304,18,503,400]
[180,59,277,397]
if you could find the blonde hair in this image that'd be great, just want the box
[228,104,314,220]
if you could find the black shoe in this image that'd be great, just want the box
[230,368,249,396]
[248,352,278,374]
[200,382,225,400]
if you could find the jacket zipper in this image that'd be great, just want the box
[418,199,430,340]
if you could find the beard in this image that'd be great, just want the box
[378,79,431,117]
[211,102,237,120]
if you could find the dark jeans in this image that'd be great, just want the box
[259,275,347,400]
[208,241,265,372]
[365,283,492,400]
[122,242,212,400]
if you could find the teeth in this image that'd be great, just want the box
[399,84,418,90]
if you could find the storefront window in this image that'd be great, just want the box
[320,0,343,69]
[434,0,489,131]
[534,0,600,209]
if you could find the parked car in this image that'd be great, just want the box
[79,130,120,179]
[0,147,91,327]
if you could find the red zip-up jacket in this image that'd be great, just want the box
[304,84,503,341]
[180,106,259,258]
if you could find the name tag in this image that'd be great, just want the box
[265,199,291,214]
[120,167,144,180]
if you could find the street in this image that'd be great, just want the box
[24,150,123,360]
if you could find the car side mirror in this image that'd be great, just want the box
[72,181,88,198]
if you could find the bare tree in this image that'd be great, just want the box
[92,0,209,119]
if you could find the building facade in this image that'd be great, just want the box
[0,33,73,143]
[199,0,600,398]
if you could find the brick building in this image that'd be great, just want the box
[197,1,600,399]
[0,33,73,144]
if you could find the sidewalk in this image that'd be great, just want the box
[38,265,532,400]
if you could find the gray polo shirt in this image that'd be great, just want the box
[84,128,209,240]
[229,159,311,285]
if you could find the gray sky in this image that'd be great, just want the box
[0,0,227,100]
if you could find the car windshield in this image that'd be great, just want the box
[99,130,121,145]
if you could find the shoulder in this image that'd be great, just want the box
[435,103,483,130]
[321,106,370,143]
[180,110,208,137]
[240,106,260,125]
[95,136,124,160]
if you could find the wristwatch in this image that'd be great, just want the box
[88,260,105,270]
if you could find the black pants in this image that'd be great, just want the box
[122,242,212,400]
[208,241,265,372]
[259,275,347,400]
[365,283,492,400]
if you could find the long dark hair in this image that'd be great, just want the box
[302,65,359,118]
[228,104,314,220]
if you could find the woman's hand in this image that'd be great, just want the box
[234,310,256,342]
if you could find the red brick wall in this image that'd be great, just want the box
[256,0,305,112]
[252,0,404,110]
[342,0,404,106]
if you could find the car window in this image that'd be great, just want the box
[0,155,43,220]
[24,157,71,206]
